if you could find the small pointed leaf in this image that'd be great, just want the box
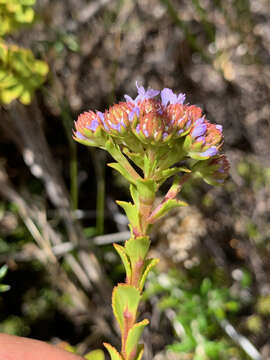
[139,258,160,292]
[148,199,188,224]
[130,184,139,209]
[108,163,136,184]
[113,243,131,281]
[112,284,141,331]
[125,320,149,360]
[125,237,150,266]
[123,150,144,169]
[116,201,139,228]
[159,167,191,182]
[103,343,123,360]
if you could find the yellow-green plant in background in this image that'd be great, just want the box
[0,0,35,36]
[0,0,48,105]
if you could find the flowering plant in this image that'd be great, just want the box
[74,83,229,360]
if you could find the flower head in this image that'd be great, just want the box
[73,83,227,176]
[193,154,230,185]
[73,111,107,147]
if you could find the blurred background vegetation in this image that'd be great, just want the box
[1,0,270,359]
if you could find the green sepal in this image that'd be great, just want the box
[113,243,131,281]
[112,284,141,332]
[189,152,211,160]
[183,134,192,152]
[108,163,136,184]
[116,201,140,228]
[84,349,105,360]
[74,137,100,148]
[139,258,160,292]
[103,343,123,360]
[125,319,149,360]
[125,237,150,266]
[134,345,144,360]
[148,199,188,224]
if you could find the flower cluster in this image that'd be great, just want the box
[74,83,229,183]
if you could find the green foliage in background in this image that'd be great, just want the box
[144,268,246,360]
[0,0,48,105]
[0,41,48,104]
[0,264,10,292]
[0,0,35,36]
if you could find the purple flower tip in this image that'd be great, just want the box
[97,111,109,130]
[87,118,99,131]
[216,125,223,132]
[128,106,140,121]
[135,82,159,103]
[191,123,207,138]
[124,94,134,103]
[200,147,218,157]
[161,88,186,106]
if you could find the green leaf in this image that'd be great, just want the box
[139,258,159,292]
[105,140,141,182]
[143,154,157,178]
[130,184,139,209]
[200,278,212,296]
[148,199,188,223]
[0,265,8,279]
[112,284,141,332]
[34,60,49,76]
[134,345,144,360]
[125,237,150,266]
[125,319,149,360]
[116,201,139,228]
[84,349,105,360]
[0,83,24,104]
[136,179,156,202]
[0,284,10,292]
[113,243,131,281]
[108,163,136,184]
[103,343,123,360]
[158,166,191,183]
[123,150,144,169]
[20,89,32,104]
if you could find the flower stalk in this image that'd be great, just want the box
[73,83,229,360]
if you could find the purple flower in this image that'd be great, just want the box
[199,147,218,157]
[87,118,99,131]
[97,111,109,130]
[128,106,140,122]
[216,125,223,132]
[124,82,159,105]
[191,119,207,138]
[161,88,186,107]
